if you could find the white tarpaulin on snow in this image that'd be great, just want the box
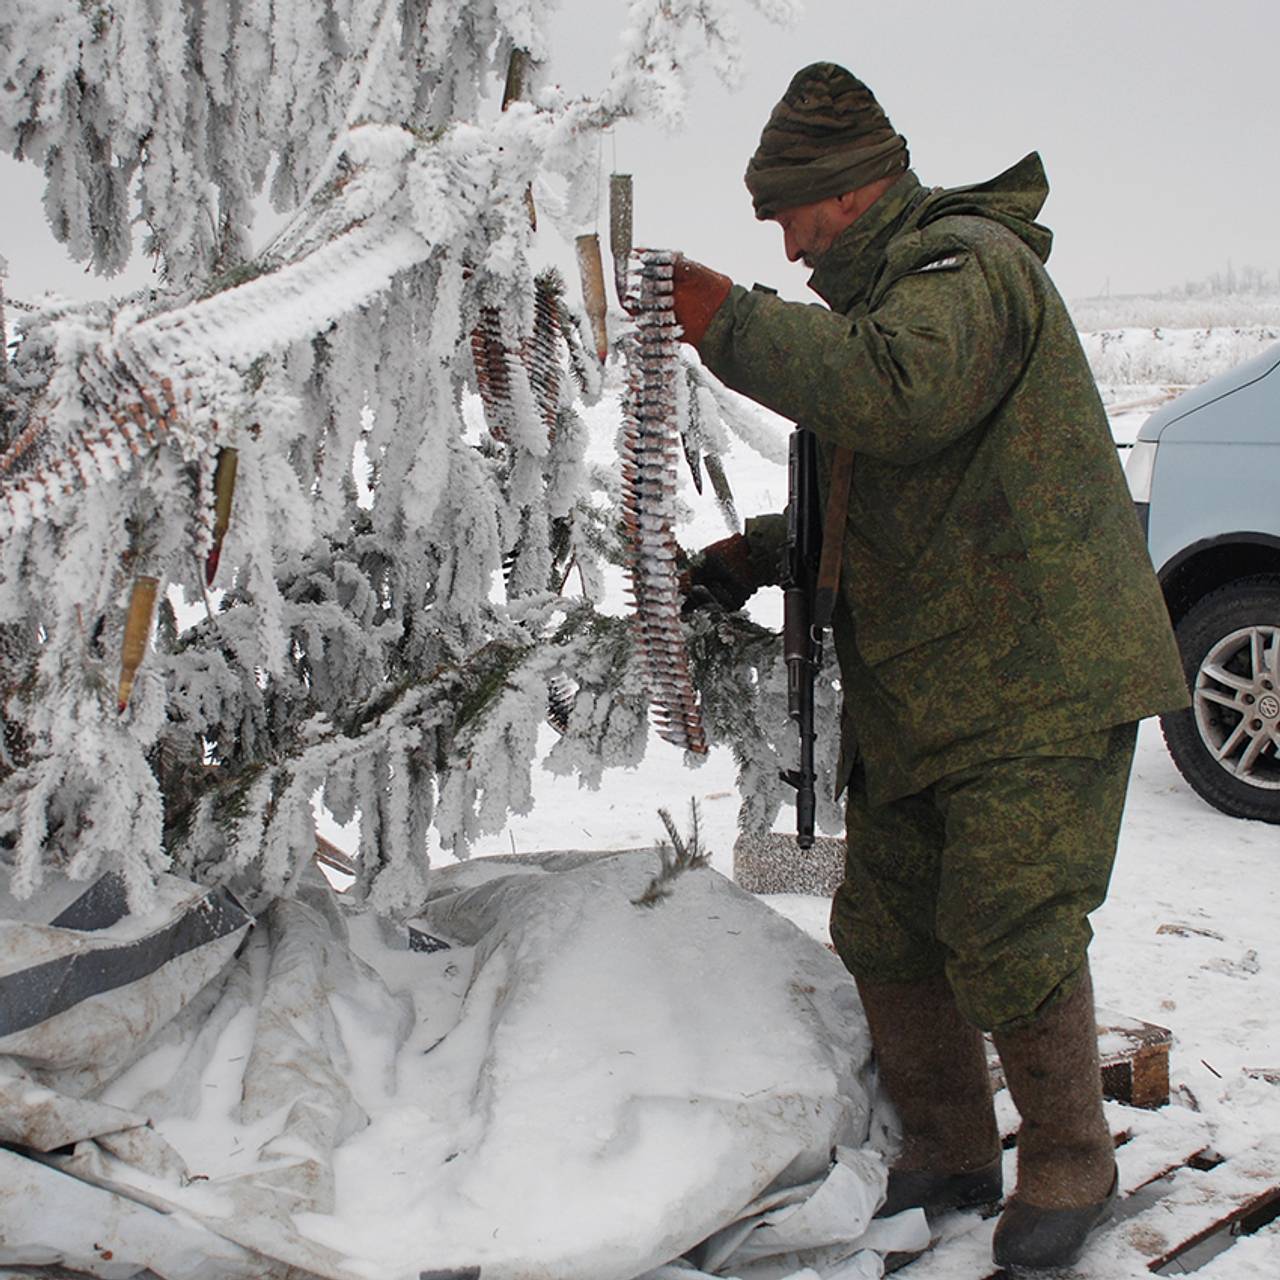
[0,850,928,1280]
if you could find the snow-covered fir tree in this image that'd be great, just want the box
[0,0,835,916]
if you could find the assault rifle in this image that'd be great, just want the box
[781,428,823,848]
[781,429,854,849]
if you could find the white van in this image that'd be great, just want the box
[1126,345,1280,823]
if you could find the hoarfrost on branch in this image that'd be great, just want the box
[0,0,826,913]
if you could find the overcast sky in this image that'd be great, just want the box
[553,0,1280,304]
[3,0,1277,308]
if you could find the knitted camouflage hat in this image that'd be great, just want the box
[744,63,910,219]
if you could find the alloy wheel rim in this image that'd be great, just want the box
[1193,624,1280,791]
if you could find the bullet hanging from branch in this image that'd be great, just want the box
[117,576,159,713]
[501,48,532,109]
[205,446,238,585]
[609,173,633,305]
[502,48,538,230]
[575,233,609,364]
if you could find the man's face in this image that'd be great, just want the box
[772,195,856,269]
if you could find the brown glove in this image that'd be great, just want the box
[682,532,758,614]
[672,256,733,348]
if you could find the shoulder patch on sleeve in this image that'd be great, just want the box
[908,253,965,275]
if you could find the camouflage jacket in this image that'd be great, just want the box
[697,154,1188,806]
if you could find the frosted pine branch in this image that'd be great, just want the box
[0,1,801,910]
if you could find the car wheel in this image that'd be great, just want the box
[1160,575,1280,823]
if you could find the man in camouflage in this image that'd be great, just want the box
[672,63,1188,1271]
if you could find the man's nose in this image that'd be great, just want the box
[783,226,803,263]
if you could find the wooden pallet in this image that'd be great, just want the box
[899,1101,1280,1277]
[1095,1012,1175,1111]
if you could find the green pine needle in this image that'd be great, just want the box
[632,799,710,907]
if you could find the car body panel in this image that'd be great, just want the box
[1147,442,1280,576]
[1138,343,1280,444]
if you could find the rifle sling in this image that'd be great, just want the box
[814,445,853,631]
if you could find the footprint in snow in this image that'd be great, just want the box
[1200,949,1261,978]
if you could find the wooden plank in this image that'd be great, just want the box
[1191,1220,1280,1279]
[1108,1100,1213,1194]
[314,833,358,878]
[1096,1139,1280,1273]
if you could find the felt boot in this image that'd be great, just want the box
[857,974,1003,1220]
[991,963,1118,1271]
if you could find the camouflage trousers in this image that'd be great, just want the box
[830,722,1138,1032]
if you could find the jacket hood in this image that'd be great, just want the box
[914,151,1053,263]
[807,153,1054,311]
